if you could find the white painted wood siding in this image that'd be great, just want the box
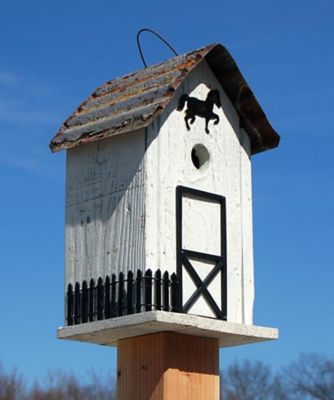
[239,128,254,324]
[65,130,146,287]
[144,61,254,324]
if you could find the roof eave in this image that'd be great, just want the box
[49,43,280,155]
[204,44,280,155]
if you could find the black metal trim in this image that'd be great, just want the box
[176,185,227,319]
[182,250,222,262]
[66,269,180,326]
[182,255,225,319]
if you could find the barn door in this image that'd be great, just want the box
[176,186,227,320]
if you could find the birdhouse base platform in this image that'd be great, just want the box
[57,311,278,347]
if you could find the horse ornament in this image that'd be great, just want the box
[177,89,221,134]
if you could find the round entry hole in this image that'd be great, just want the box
[191,144,210,170]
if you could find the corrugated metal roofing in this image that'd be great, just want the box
[50,43,280,154]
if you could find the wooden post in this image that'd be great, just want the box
[117,332,219,400]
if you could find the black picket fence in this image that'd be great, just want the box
[66,269,180,326]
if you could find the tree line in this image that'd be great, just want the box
[0,353,333,399]
[221,353,334,400]
[0,369,114,400]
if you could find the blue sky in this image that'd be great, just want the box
[0,0,333,385]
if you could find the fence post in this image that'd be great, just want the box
[171,273,179,312]
[111,274,116,317]
[118,272,125,316]
[127,271,134,315]
[89,278,95,322]
[145,269,153,311]
[67,284,74,326]
[74,282,81,324]
[104,275,111,319]
[155,269,162,311]
[97,277,104,320]
[162,271,170,311]
[136,270,142,313]
[81,280,88,323]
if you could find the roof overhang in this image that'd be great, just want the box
[50,43,280,155]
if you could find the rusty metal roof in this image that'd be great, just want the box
[50,43,280,154]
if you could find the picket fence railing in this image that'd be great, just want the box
[66,269,179,326]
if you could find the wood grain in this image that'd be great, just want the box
[117,332,219,400]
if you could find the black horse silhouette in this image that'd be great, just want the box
[177,89,221,134]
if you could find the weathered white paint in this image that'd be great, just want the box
[182,196,221,255]
[64,59,255,326]
[57,311,278,347]
[239,128,254,324]
[65,130,146,286]
[144,61,253,323]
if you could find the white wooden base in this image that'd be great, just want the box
[57,311,278,347]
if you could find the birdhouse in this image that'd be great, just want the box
[51,43,279,349]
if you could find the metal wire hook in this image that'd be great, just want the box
[136,28,178,68]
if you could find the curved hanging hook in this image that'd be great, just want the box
[136,28,178,68]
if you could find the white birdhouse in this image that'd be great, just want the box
[51,43,279,347]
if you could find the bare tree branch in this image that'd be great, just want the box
[283,353,334,400]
